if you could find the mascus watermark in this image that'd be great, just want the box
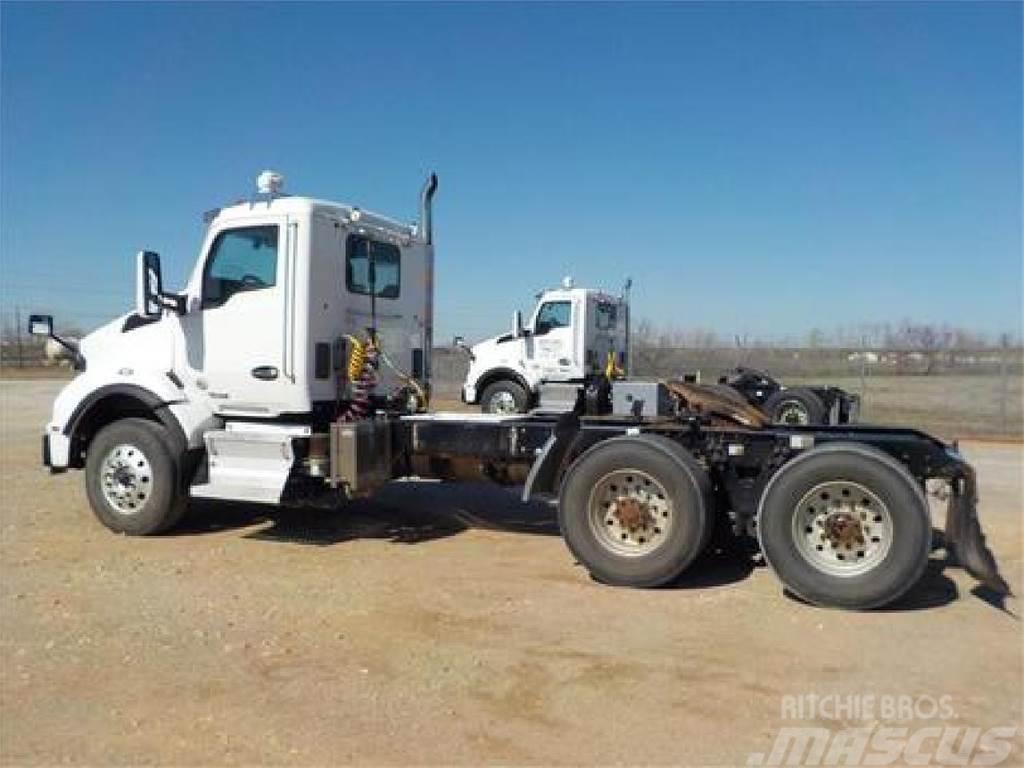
[747,695,1019,767]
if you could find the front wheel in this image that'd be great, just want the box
[85,418,185,535]
[757,443,931,610]
[558,435,713,587]
[480,380,529,414]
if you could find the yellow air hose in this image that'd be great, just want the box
[343,333,427,411]
[604,351,625,380]
[344,335,369,381]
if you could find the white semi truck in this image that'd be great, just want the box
[456,280,629,414]
[31,171,1007,610]
[459,285,860,426]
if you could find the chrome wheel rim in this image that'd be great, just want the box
[588,469,672,557]
[488,390,518,414]
[792,480,893,577]
[100,443,152,515]
[776,400,810,425]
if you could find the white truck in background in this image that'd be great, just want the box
[457,279,629,414]
[459,284,861,425]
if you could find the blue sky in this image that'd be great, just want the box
[2,1,1021,342]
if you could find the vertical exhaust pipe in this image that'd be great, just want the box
[419,173,439,394]
[419,173,438,244]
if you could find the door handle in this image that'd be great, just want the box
[251,366,279,380]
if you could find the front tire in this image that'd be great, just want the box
[85,418,185,535]
[480,380,529,414]
[558,435,712,587]
[757,443,931,610]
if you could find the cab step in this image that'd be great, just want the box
[189,422,309,504]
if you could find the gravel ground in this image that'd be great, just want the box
[1,380,1021,766]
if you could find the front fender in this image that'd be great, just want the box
[46,370,192,469]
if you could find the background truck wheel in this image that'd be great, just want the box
[480,380,529,414]
[558,435,712,587]
[764,387,827,425]
[85,418,186,536]
[757,443,931,610]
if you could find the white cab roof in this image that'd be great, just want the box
[212,195,418,242]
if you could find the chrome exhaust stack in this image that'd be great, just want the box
[419,173,438,245]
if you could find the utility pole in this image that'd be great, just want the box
[623,277,633,376]
[15,305,23,368]
[859,335,868,397]
[999,333,1009,431]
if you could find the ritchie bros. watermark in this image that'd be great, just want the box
[746,694,1019,767]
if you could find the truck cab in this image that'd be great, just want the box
[39,171,436,506]
[461,281,628,413]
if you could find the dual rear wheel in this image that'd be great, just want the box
[557,437,931,609]
[558,435,713,588]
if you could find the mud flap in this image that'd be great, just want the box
[522,411,579,502]
[945,466,1011,595]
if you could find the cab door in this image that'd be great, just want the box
[530,299,578,379]
[176,217,296,417]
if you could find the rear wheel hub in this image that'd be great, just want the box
[588,469,673,556]
[792,480,893,576]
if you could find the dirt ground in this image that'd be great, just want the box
[1,380,1021,766]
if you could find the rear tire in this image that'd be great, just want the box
[85,418,185,536]
[757,443,931,610]
[558,435,712,587]
[480,380,529,414]
[764,387,827,425]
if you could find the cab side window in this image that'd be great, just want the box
[346,235,401,299]
[595,302,617,330]
[535,301,571,334]
[202,226,278,309]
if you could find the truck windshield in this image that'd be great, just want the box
[346,235,400,299]
[536,301,571,331]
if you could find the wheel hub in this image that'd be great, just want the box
[777,401,810,425]
[100,444,152,515]
[612,496,654,532]
[489,391,517,414]
[792,480,893,576]
[824,512,864,547]
[588,469,672,557]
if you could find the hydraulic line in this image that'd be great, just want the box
[339,331,429,419]
[377,346,428,410]
[341,334,378,421]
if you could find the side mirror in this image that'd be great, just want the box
[26,313,85,370]
[136,250,164,319]
[512,310,524,339]
[135,250,185,317]
[453,335,475,361]
[28,314,53,337]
